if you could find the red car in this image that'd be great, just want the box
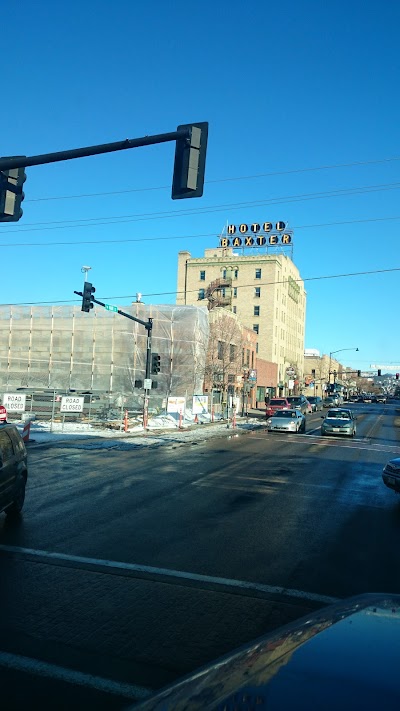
[265,398,292,418]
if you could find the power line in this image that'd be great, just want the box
[2,181,400,235]
[0,214,399,249]
[25,154,400,203]
[4,266,400,307]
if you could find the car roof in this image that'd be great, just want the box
[326,408,352,415]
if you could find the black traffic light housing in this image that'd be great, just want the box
[396,373,399,380]
[81,282,95,313]
[357,370,361,377]
[377,369,382,377]
[0,159,26,222]
[151,353,161,375]
[172,123,208,199]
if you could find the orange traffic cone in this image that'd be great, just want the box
[194,414,199,424]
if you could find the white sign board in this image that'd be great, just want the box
[192,395,209,414]
[288,379,295,389]
[60,396,84,413]
[167,397,186,414]
[2,393,26,412]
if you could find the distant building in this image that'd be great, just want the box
[177,245,306,394]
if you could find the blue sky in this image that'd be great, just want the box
[2,0,399,371]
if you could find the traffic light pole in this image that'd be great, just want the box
[74,290,153,429]
[0,130,191,171]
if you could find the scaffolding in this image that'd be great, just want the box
[0,304,209,409]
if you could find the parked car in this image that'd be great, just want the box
[376,395,387,404]
[0,423,28,517]
[307,396,323,411]
[266,409,306,433]
[286,395,309,415]
[382,458,400,493]
[265,398,291,418]
[321,408,357,437]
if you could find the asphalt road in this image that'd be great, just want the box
[1,401,400,708]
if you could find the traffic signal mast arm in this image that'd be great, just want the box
[0,130,191,171]
[74,291,152,331]
[328,369,381,378]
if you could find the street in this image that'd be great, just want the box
[1,402,400,708]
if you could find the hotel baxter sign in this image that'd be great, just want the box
[220,222,292,248]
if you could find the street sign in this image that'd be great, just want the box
[167,397,186,414]
[105,304,118,313]
[2,393,26,412]
[0,405,7,422]
[192,395,208,414]
[60,396,84,413]
[144,378,152,390]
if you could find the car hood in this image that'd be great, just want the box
[132,594,400,711]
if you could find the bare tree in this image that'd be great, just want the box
[203,310,246,408]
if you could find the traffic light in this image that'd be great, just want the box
[172,123,208,199]
[396,373,399,380]
[378,369,382,377]
[0,160,27,222]
[151,353,161,375]
[357,370,361,377]
[81,282,95,313]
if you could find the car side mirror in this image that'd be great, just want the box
[321,416,324,419]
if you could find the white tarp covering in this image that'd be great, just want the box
[0,304,209,409]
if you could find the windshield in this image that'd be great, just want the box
[287,397,301,404]
[273,410,297,418]
[326,410,351,419]
[270,399,287,406]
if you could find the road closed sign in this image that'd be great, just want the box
[60,396,84,413]
[2,393,26,412]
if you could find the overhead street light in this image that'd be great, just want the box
[328,347,359,386]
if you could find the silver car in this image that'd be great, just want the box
[321,408,356,437]
[267,409,306,433]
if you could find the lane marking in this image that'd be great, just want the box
[251,435,400,453]
[0,544,338,606]
[0,651,151,701]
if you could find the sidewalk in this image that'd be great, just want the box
[22,414,266,450]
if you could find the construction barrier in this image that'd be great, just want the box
[22,420,31,443]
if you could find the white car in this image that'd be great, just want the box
[267,409,306,433]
